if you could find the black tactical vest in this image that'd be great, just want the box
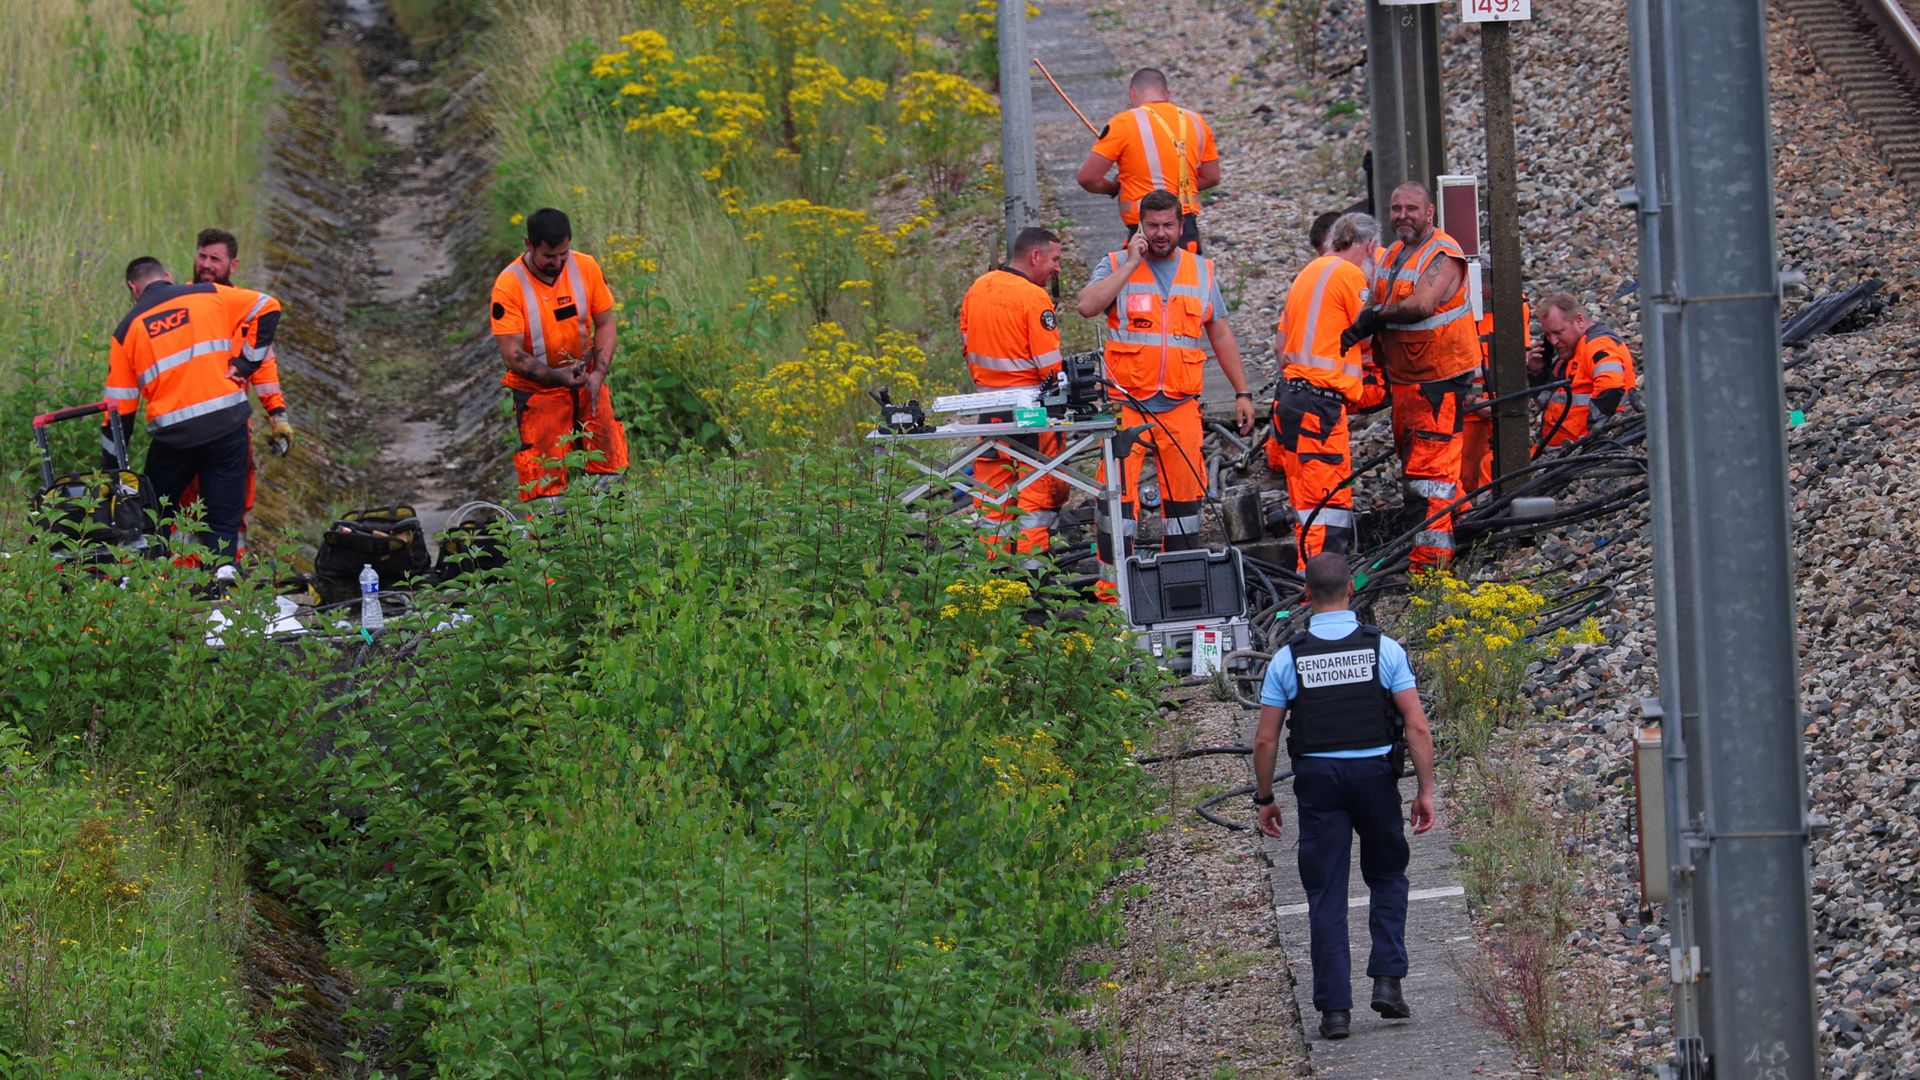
[1284,623,1399,758]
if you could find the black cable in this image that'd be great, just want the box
[1194,775,1295,831]
[1195,784,1256,831]
[1133,745,1251,765]
[1465,377,1571,414]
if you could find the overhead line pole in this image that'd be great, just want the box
[1629,0,1819,1075]
[1365,1,1447,213]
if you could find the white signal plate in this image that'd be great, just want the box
[1462,0,1531,22]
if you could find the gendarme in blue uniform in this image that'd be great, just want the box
[1262,609,1418,1015]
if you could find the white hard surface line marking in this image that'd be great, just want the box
[1273,885,1465,918]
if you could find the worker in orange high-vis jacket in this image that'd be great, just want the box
[105,256,281,556]
[958,226,1067,562]
[1459,292,1530,497]
[491,207,628,501]
[1267,211,1348,474]
[1270,213,1389,567]
[1341,181,1483,570]
[1075,191,1256,604]
[1076,67,1219,254]
[1529,293,1637,449]
[179,227,293,555]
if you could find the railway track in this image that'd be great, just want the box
[1779,0,1920,183]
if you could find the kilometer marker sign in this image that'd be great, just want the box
[1463,0,1531,22]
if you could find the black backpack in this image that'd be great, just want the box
[314,505,432,605]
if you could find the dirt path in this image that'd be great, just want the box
[338,1,465,539]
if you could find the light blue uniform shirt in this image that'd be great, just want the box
[1259,610,1416,758]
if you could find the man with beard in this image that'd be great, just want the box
[1341,182,1482,570]
[105,255,281,557]
[184,228,293,554]
[958,226,1067,562]
[1075,190,1255,604]
[1528,293,1636,449]
[491,208,628,500]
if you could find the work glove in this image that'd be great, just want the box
[269,414,294,456]
[1339,308,1385,354]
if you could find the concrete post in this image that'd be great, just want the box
[1365,1,1446,212]
[1479,21,1529,485]
[998,0,1039,258]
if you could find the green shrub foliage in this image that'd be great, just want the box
[0,451,1163,1075]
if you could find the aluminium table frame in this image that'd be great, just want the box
[867,417,1131,613]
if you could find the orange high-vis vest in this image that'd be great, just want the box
[1277,254,1371,404]
[1370,228,1481,384]
[491,252,615,394]
[1103,249,1214,399]
[1467,299,1530,404]
[1542,324,1637,445]
[958,267,1063,389]
[1092,102,1217,225]
[106,282,281,447]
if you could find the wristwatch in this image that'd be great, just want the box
[1251,791,1275,806]
[1234,391,1253,400]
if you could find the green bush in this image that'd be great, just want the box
[423,453,1161,1074]
[0,449,1164,1075]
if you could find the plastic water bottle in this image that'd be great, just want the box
[359,564,384,632]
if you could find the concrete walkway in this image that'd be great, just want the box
[1027,2,1129,275]
[1239,714,1518,1078]
[1024,4,1270,418]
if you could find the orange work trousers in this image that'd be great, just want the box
[1458,413,1492,498]
[1270,384,1355,568]
[1094,398,1206,602]
[511,384,629,501]
[974,418,1067,558]
[1390,378,1468,570]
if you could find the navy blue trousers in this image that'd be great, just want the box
[144,422,250,557]
[1293,754,1410,1011]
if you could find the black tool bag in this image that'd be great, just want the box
[314,505,432,604]
[31,403,164,560]
[433,518,511,584]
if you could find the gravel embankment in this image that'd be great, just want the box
[1070,0,1920,1075]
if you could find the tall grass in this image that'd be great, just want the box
[0,734,279,1076]
[0,0,275,469]
[1407,571,1610,1076]
[470,0,1001,451]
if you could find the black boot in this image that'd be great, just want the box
[1371,975,1410,1019]
[1319,1009,1350,1040]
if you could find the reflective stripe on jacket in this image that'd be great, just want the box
[105,281,281,447]
[1095,103,1216,225]
[249,349,287,414]
[1277,254,1370,404]
[1542,323,1637,445]
[1370,228,1481,384]
[1103,249,1213,400]
[492,252,613,394]
[958,267,1063,389]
